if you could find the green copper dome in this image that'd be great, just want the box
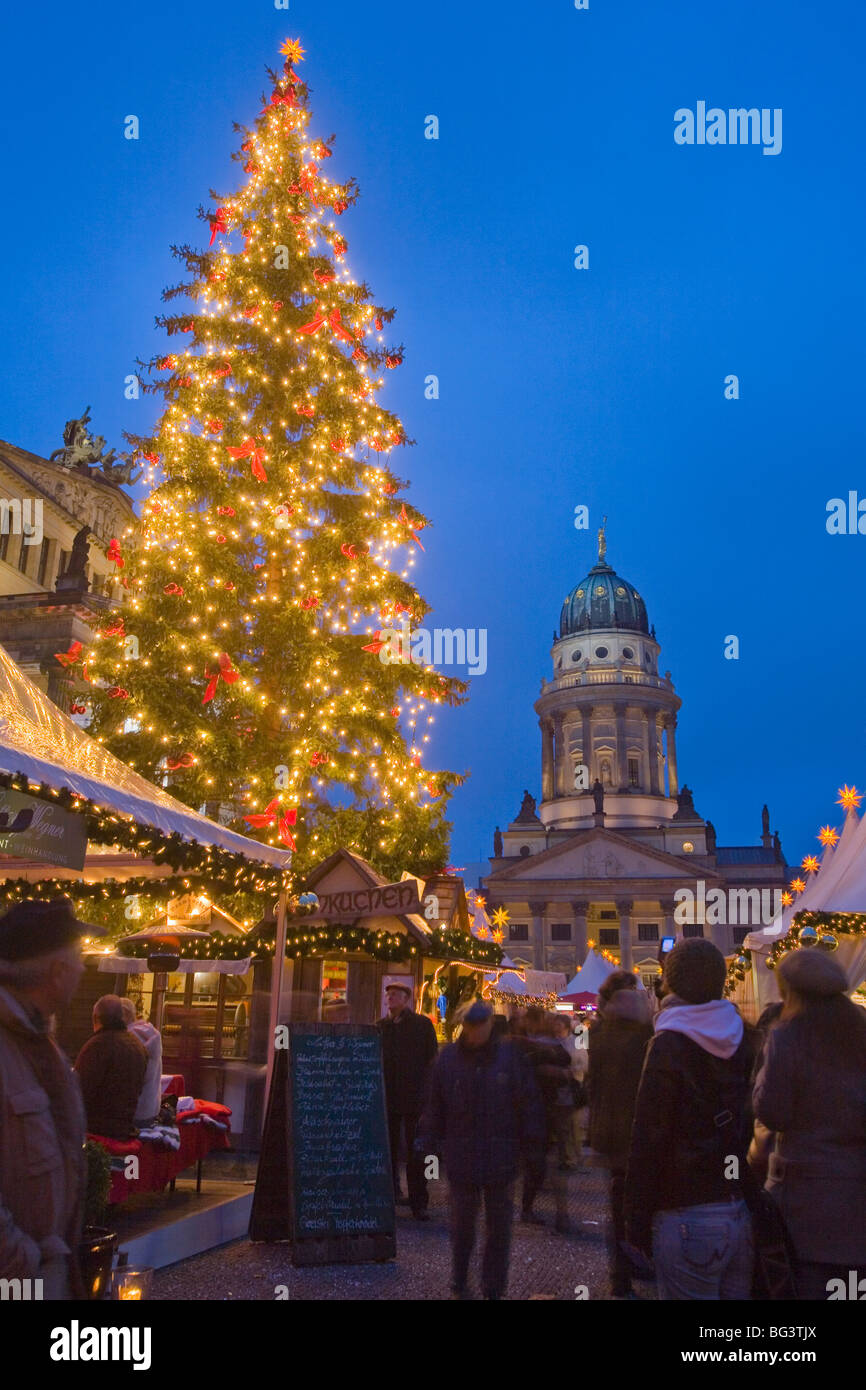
[560,560,650,637]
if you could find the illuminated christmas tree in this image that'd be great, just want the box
[82,38,465,878]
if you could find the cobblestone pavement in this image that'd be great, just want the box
[152,1161,658,1302]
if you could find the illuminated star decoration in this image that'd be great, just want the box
[837,784,862,812]
[789,877,806,895]
[491,907,510,929]
[280,38,306,63]
[491,928,504,944]
[801,855,820,874]
[781,891,793,906]
[818,825,840,848]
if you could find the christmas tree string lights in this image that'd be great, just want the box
[79,38,467,880]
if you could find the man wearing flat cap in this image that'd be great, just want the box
[378,980,438,1220]
[0,897,106,1299]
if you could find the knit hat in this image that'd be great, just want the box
[777,949,847,997]
[663,937,726,1004]
[0,896,105,962]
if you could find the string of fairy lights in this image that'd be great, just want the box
[73,37,465,868]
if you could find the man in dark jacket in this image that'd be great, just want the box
[377,982,438,1219]
[75,995,147,1140]
[587,971,653,1297]
[624,939,755,1300]
[417,1000,545,1299]
[0,897,105,1299]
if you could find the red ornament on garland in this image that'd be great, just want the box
[206,418,224,433]
[163,583,185,596]
[314,270,335,285]
[385,354,403,368]
[300,594,319,609]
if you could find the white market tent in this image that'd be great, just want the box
[559,948,615,999]
[483,968,567,1004]
[739,800,866,1018]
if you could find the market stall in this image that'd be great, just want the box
[726,789,866,1019]
[0,641,294,1152]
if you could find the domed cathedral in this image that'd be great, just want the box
[483,524,789,987]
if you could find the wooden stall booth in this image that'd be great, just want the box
[253,850,503,1040]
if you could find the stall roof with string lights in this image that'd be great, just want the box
[0,643,292,917]
[725,784,866,1017]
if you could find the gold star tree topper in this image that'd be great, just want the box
[280,38,306,63]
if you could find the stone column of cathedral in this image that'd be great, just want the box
[529,901,546,970]
[580,705,593,785]
[616,898,634,971]
[615,706,628,789]
[665,717,679,797]
[552,713,567,797]
[571,899,589,966]
[540,717,554,801]
[647,714,661,795]
[660,896,677,945]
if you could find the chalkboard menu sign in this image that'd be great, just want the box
[250,1023,396,1265]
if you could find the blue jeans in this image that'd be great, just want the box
[653,1199,753,1300]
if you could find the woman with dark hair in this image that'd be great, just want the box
[587,969,653,1298]
[752,949,866,1300]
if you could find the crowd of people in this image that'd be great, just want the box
[1,895,864,1302]
[384,938,866,1302]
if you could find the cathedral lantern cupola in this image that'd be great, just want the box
[533,524,686,835]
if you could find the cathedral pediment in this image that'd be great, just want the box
[488,828,722,884]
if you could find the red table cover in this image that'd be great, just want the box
[89,1113,231,1204]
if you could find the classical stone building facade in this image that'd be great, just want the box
[0,419,135,711]
[484,537,788,986]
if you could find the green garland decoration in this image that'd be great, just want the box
[0,876,221,906]
[113,920,503,966]
[428,925,502,967]
[724,908,865,994]
[0,769,291,895]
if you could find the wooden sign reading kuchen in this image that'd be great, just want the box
[311,880,423,920]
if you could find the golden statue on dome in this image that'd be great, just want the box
[598,514,608,562]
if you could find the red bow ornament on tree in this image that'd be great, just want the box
[398,504,425,550]
[54,640,82,668]
[227,438,268,482]
[297,304,355,343]
[166,752,195,770]
[244,799,298,849]
[209,207,229,244]
[201,652,240,704]
[106,539,125,569]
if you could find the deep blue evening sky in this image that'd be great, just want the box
[1,1,863,873]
